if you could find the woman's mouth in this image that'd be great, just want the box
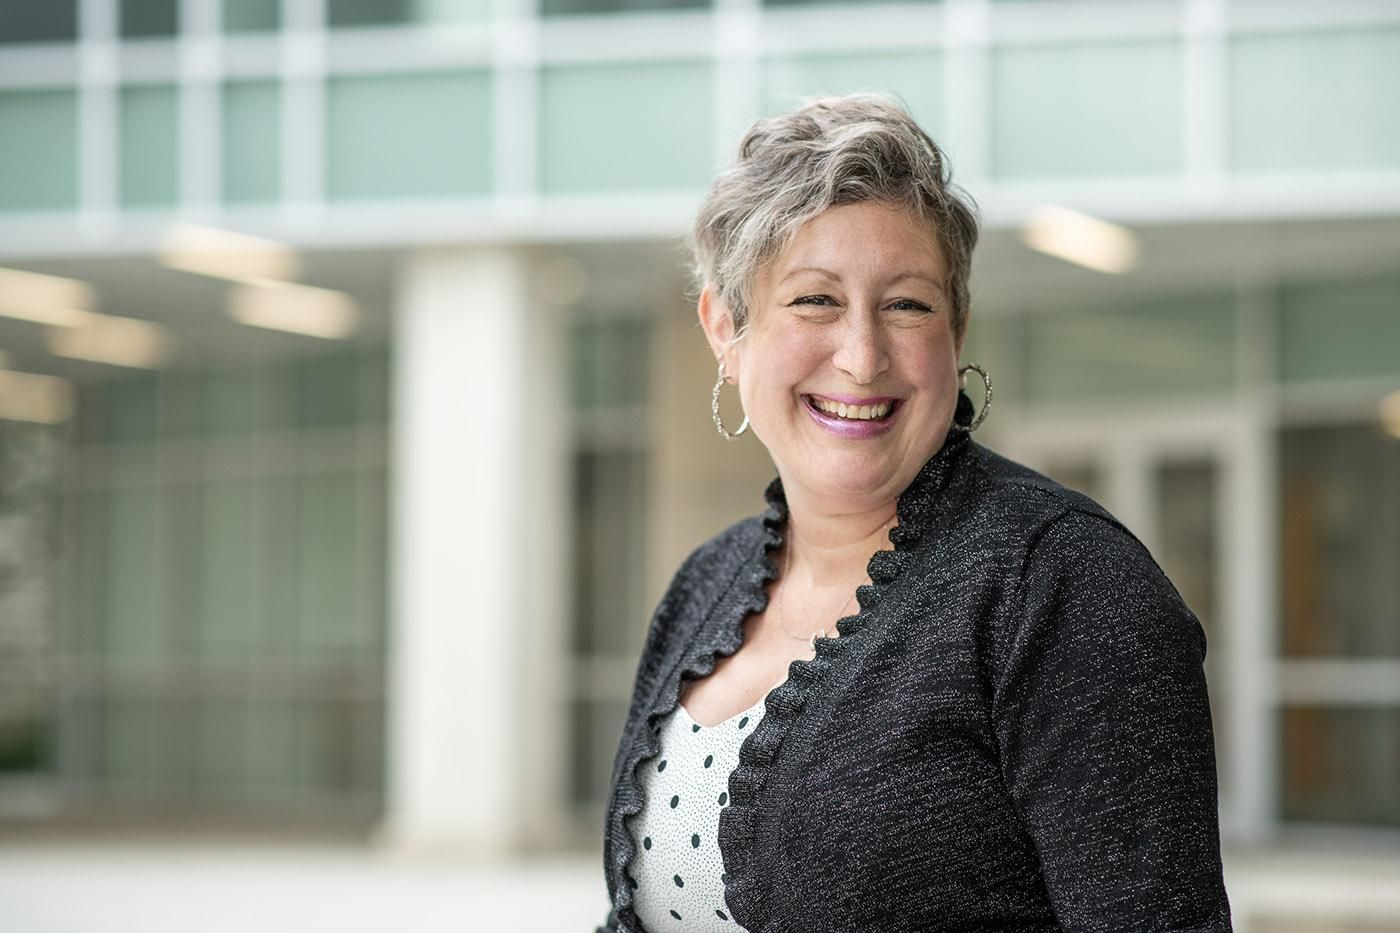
[801,394,901,438]
[803,395,898,422]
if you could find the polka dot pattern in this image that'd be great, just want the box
[629,693,768,932]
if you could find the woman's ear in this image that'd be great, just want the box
[697,283,741,382]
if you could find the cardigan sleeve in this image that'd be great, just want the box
[990,508,1233,933]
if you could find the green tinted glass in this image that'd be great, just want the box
[1279,275,1400,383]
[0,90,78,211]
[223,81,281,202]
[1231,28,1400,172]
[120,84,180,208]
[992,40,1183,178]
[0,3,77,43]
[224,0,280,32]
[762,50,943,138]
[1023,293,1236,402]
[326,71,492,199]
[540,61,713,192]
[121,0,178,38]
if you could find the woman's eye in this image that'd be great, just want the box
[792,295,833,306]
[891,299,933,312]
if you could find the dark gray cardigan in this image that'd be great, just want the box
[597,391,1233,932]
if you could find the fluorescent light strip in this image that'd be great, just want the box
[1382,391,1400,441]
[158,222,301,283]
[0,369,76,424]
[0,267,96,323]
[1021,205,1141,275]
[47,315,176,369]
[227,281,358,339]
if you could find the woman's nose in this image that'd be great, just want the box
[831,307,890,385]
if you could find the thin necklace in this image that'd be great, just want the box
[775,535,864,651]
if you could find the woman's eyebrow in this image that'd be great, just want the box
[780,266,945,291]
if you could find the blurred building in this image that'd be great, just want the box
[0,0,1398,928]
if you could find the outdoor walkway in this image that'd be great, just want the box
[3,838,1400,932]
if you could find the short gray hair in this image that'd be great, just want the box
[686,92,979,345]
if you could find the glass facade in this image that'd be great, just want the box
[539,61,714,193]
[567,312,653,813]
[325,72,493,200]
[59,347,390,818]
[119,84,180,209]
[992,39,1184,178]
[223,81,282,203]
[0,90,79,212]
[120,0,178,39]
[1231,27,1400,173]
[1281,423,1400,659]
[224,0,282,33]
[0,3,77,44]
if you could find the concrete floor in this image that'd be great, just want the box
[3,839,1400,933]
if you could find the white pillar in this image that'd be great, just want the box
[377,246,542,857]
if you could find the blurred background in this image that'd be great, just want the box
[0,0,1398,930]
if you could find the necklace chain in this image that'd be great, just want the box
[775,532,864,651]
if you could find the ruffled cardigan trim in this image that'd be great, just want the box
[606,390,976,932]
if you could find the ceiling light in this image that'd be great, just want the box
[47,314,175,369]
[1381,391,1400,440]
[0,267,96,323]
[0,369,76,424]
[227,281,358,339]
[1021,205,1140,275]
[158,222,301,283]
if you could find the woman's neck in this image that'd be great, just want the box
[781,492,898,588]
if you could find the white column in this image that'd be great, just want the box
[378,246,541,857]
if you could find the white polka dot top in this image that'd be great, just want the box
[627,690,772,932]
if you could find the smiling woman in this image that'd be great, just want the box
[597,93,1233,933]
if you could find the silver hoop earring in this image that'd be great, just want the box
[953,363,992,433]
[711,360,749,439]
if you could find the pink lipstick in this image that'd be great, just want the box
[801,394,901,439]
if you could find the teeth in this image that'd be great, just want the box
[810,397,893,421]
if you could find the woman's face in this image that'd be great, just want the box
[701,200,964,514]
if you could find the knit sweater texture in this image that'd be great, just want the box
[596,390,1234,932]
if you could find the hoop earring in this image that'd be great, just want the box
[711,360,749,439]
[953,363,992,433]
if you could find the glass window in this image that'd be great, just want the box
[1281,707,1400,827]
[1281,423,1400,658]
[224,0,281,32]
[121,0,178,38]
[0,90,79,212]
[762,50,942,134]
[106,486,163,667]
[542,0,702,15]
[325,71,492,200]
[224,81,282,201]
[540,61,713,193]
[57,349,390,816]
[1155,458,1228,787]
[328,0,493,27]
[1023,293,1236,404]
[567,314,654,814]
[570,696,629,810]
[1279,275,1400,385]
[199,481,257,661]
[1231,28,1400,173]
[991,39,1184,178]
[0,2,77,44]
[120,84,180,208]
[569,315,651,412]
[299,472,362,658]
[572,448,650,656]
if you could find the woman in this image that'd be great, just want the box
[596,93,1232,932]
